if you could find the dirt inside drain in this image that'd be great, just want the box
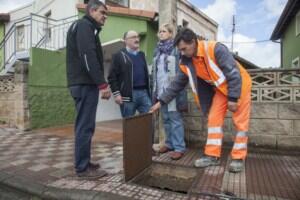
[132,163,198,194]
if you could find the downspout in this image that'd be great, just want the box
[272,39,282,68]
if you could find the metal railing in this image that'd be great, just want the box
[0,13,78,74]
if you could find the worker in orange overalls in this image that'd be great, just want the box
[150,28,252,173]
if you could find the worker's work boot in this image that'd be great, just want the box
[194,155,220,168]
[229,159,244,173]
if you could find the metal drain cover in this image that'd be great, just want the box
[123,113,153,181]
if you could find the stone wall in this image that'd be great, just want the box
[183,69,300,150]
[183,102,300,150]
[0,61,30,130]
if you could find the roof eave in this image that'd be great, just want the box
[0,13,10,23]
[270,0,299,40]
[179,0,218,28]
[76,3,156,20]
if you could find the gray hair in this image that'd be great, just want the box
[86,0,107,15]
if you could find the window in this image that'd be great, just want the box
[296,11,300,36]
[16,25,25,51]
[106,0,129,7]
[182,19,189,28]
[292,57,299,68]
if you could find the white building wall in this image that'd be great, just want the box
[177,0,217,40]
[5,3,33,33]
[4,0,79,61]
[6,0,79,33]
[32,0,79,19]
[129,0,217,40]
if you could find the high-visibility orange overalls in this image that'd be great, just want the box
[180,40,252,160]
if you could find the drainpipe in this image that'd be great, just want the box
[272,39,282,68]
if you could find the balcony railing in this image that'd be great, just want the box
[0,13,78,74]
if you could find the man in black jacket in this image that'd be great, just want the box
[66,0,111,178]
[108,30,151,117]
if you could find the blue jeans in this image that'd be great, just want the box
[69,85,99,173]
[120,89,151,117]
[161,104,186,153]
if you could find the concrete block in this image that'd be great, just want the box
[0,102,14,116]
[278,104,300,119]
[183,116,203,131]
[188,102,202,116]
[277,136,300,150]
[250,103,278,119]
[249,119,292,135]
[248,134,277,148]
[0,93,15,100]
[293,120,300,136]
[188,130,206,148]
[223,118,233,133]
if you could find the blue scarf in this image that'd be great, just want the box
[154,39,174,72]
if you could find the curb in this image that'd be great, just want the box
[0,171,131,200]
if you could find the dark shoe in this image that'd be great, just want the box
[229,159,244,173]
[89,162,100,170]
[159,146,172,154]
[194,155,220,168]
[77,168,107,179]
[170,151,184,160]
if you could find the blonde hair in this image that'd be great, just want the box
[158,23,175,38]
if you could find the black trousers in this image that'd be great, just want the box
[69,85,99,173]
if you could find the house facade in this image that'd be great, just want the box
[0,0,218,128]
[0,0,80,74]
[271,0,300,68]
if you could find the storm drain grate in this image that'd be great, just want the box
[245,153,300,200]
[152,149,300,200]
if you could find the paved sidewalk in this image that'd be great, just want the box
[0,123,190,200]
[0,122,300,200]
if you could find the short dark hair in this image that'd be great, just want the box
[123,31,128,40]
[174,28,198,46]
[86,0,107,15]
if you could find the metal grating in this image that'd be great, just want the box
[152,149,300,200]
[246,153,300,200]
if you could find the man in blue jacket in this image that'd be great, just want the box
[66,0,111,179]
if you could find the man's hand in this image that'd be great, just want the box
[100,87,111,100]
[114,95,123,105]
[228,101,238,112]
[149,102,161,113]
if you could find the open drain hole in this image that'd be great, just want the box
[132,163,198,194]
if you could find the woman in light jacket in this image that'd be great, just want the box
[152,24,188,160]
